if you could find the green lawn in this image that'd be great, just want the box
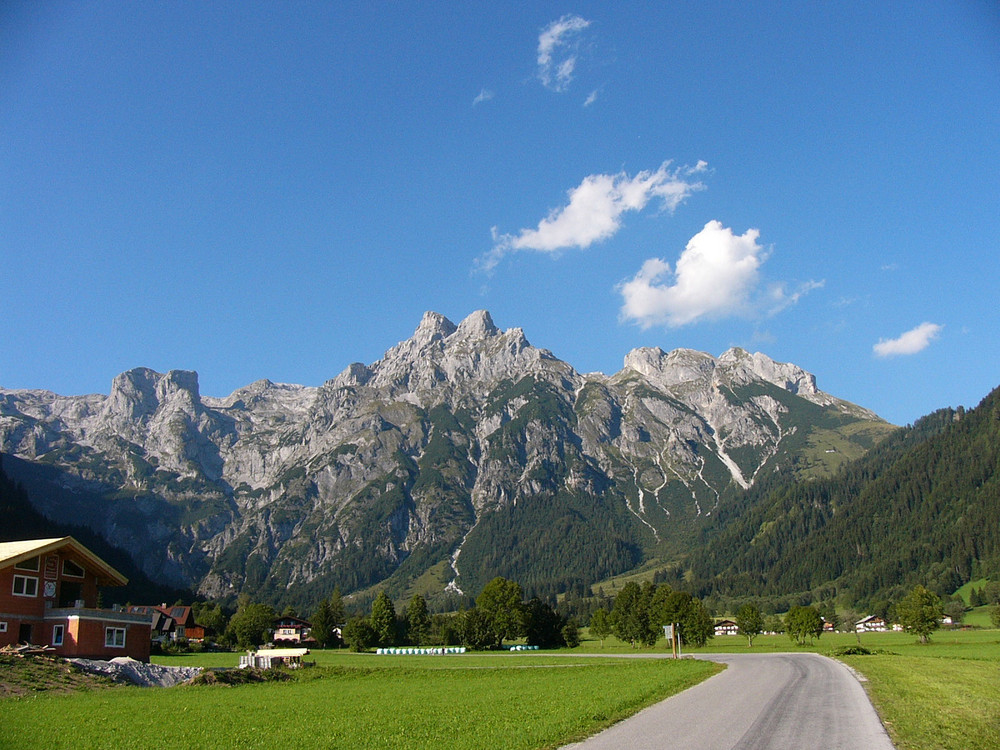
[0,653,720,750]
[5,629,997,749]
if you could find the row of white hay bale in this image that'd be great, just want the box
[376,647,467,655]
[507,645,540,651]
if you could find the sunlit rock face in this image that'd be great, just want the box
[0,310,891,607]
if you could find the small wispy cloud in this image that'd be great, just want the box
[873,322,943,358]
[472,88,495,107]
[478,161,707,273]
[537,14,591,92]
[766,279,826,317]
[583,90,598,107]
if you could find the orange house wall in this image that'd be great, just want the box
[1,549,151,662]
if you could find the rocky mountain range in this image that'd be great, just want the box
[0,310,894,609]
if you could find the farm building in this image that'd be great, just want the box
[0,537,153,662]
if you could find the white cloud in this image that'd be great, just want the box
[583,90,598,107]
[537,15,590,92]
[479,161,707,272]
[618,221,766,328]
[472,89,494,106]
[873,322,943,358]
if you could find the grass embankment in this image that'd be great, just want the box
[687,629,1000,750]
[0,652,720,750]
[546,628,1000,749]
[837,632,1000,750]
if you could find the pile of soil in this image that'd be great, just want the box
[0,654,118,698]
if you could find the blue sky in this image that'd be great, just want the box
[2,1,998,426]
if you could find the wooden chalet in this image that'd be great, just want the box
[272,615,312,644]
[855,615,889,632]
[0,537,152,662]
[714,619,739,636]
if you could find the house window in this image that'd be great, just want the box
[12,575,39,597]
[0,622,7,633]
[62,559,85,578]
[14,556,40,572]
[52,625,64,646]
[105,627,126,648]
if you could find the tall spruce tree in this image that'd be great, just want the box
[370,590,398,648]
[405,594,431,646]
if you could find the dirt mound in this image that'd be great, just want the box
[0,654,117,698]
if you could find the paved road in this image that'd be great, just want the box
[563,652,895,749]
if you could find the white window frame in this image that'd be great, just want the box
[62,559,85,578]
[105,627,126,648]
[12,574,39,598]
[52,624,64,646]
[0,622,7,633]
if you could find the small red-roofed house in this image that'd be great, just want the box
[0,537,153,662]
[126,604,206,643]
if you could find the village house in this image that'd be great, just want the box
[125,604,206,643]
[855,614,889,632]
[714,619,739,636]
[272,614,313,644]
[0,537,153,662]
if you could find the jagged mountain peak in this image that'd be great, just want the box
[104,367,201,422]
[621,345,820,398]
[716,347,818,396]
[0,309,895,608]
[413,311,459,346]
[621,346,718,389]
[453,309,498,339]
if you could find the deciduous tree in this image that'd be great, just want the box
[785,605,823,646]
[896,585,943,643]
[611,581,650,648]
[460,608,494,650]
[476,577,525,649]
[343,616,376,652]
[735,603,764,647]
[589,608,612,647]
[523,597,565,649]
[227,599,275,649]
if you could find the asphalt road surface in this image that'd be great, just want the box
[563,652,895,749]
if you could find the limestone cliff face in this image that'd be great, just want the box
[0,310,893,607]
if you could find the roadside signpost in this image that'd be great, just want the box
[663,623,681,658]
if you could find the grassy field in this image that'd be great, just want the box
[0,652,720,750]
[3,629,997,749]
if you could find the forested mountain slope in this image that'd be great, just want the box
[686,388,1000,610]
[0,455,190,606]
